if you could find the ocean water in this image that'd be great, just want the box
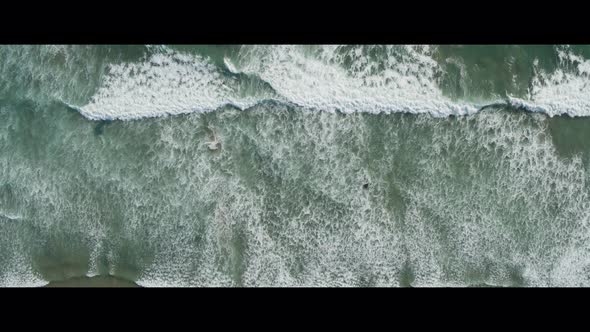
[2,45,590,287]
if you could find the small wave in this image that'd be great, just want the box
[0,211,22,221]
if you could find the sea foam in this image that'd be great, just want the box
[76,45,590,120]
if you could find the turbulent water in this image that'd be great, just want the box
[2,45,590,287]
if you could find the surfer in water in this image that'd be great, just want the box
[205,125,221,151]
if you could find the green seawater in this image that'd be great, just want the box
[2,45,590,287]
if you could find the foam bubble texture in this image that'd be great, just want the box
[80,50,276,120]
[508,47,590,117]
[80,46,481,120]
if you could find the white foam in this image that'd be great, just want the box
[78,46,481,120]
[507,47,590,117]
[223,57,239,74]
[0,253,45,287]
[0,211,21,221]
[77,45,590,120]
[20,45,590,120]
[6,97,590,287]
[405,110,590,286]
[79,50,269,120]
[237,45,478,116]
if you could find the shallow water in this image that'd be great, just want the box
[2,45,590,287]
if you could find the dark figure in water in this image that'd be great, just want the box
[94,120,112,136]
[363,183,369,189]
[205,125,221,151]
